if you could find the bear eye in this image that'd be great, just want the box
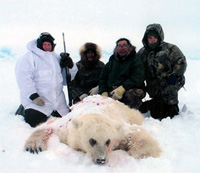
[105,139,111,147]
[89,138,97,147]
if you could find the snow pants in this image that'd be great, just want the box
[24,109,62,127]
[15,105,62,127]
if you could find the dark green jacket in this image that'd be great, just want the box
[99,50,145,94]
[137,23,187,104]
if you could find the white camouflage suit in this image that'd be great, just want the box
[15,39,73,117]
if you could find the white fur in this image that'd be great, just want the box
[25,95,161,164]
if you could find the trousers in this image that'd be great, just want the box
[139,95,179,120]
[24,108,62,127]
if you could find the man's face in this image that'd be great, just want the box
[42,42,52,52]
[148,36,158,44]
[86,50,95,61]
[117,40,130,57]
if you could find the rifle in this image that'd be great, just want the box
[62,33,73,106]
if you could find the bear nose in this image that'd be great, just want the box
[96,158,106,165]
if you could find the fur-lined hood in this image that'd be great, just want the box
[79,42,102,69]
[79,42,102,61]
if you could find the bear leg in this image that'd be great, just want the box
[25,128,53,154]
[122,126,162,159]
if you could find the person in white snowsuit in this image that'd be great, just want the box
[15,32,73,127]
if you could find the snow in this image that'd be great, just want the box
[0,53,200,173]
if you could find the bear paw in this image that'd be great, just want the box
[25,128,53,154]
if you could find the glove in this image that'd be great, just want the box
[110,86,125,100]
[79,94,88,100]
[33,97,45,106]
[60,52,73,69]
[102,92,108,97]
[168,76,178,85]
[89,86,99,96]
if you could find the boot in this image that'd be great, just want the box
[139,100,152,113]
[15,104,25,116]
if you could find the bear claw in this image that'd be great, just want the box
[25,147,43,154]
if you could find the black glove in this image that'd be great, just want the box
[60,52,73,69]
[167,76,178,85]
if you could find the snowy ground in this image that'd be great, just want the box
[0,54,200,173]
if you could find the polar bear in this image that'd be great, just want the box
[24,96,161,164]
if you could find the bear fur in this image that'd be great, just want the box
[25,96,161,164]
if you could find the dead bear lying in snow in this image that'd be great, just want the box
[25,95,161,164]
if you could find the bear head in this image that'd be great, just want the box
[71,113,120,165]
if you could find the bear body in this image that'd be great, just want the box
[25,96,161,164]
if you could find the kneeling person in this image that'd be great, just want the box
[99,38,145,109]
[138,23,187,119]
[15,32,70,127]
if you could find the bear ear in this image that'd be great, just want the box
[71,118,83,129]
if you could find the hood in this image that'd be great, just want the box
[142,23,164,49]
[79,42,102,68]
[26,39,57,57]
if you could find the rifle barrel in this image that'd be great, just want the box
[62,32,72,106]
[62,33,66,53]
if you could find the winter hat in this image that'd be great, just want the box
[37,32,55,51]
[147,30,159,39]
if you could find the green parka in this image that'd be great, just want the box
[137,23,187,105]
[99,47,145,94]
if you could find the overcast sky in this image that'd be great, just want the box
[0,0,199,59]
